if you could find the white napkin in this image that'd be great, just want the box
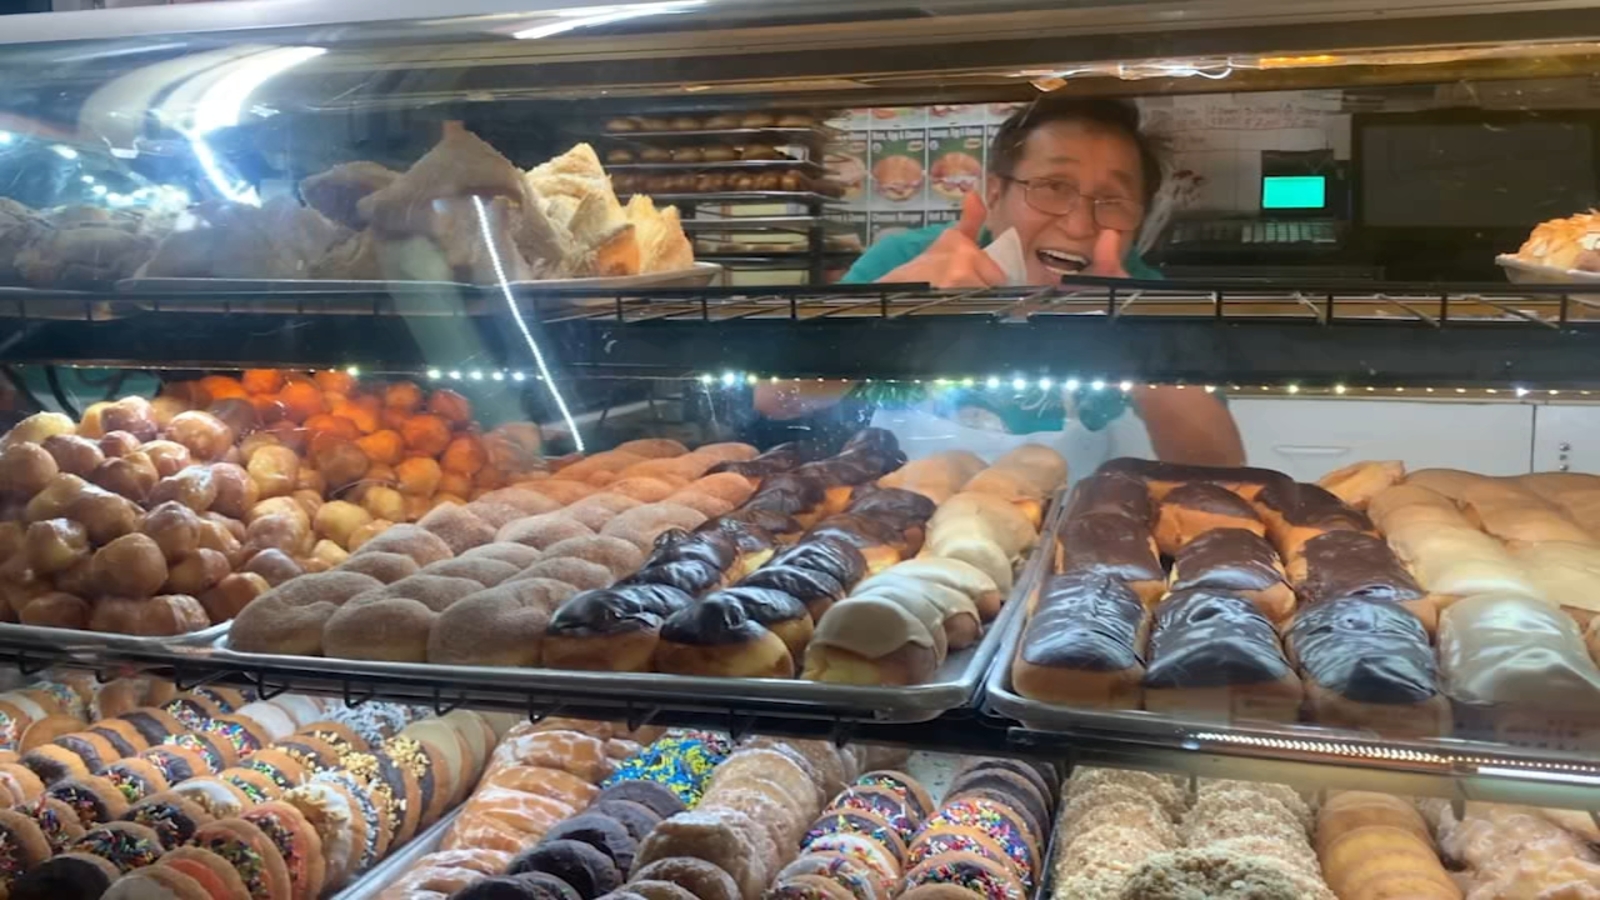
[983,227,1028,286]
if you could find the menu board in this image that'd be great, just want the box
[830,104,1022,245]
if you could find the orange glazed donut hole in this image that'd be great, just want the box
[437,471,472,498]
[440,436,487,476]
[314,369,356,395]
[242,369,286,395]
[396,457,443,497]
[426,389,472,426]
[278,382,324,424]
[402,415,452,458]
[356,430,405,466]
[197,375,248,402]
[385,382,424,413]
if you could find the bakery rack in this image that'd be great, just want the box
[8,276,1600,386]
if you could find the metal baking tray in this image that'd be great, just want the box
[209,506,1061,725]
[609,160,825,175]
[0,621,231,664]
[620,191,843,206]
[600,126,842,143]
[0,285,140,321]
[332,808,463,900]
[112,264,724,315]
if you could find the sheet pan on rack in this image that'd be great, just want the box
[205,498,1063,725]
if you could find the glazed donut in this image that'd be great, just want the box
[89,595,209,636]
[631,859,740,900]
[634,813,766,900]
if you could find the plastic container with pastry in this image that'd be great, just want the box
[541,585,693,672]
[1141,587,1303,723]
[1168,528,1295,625]
[1440,592,1600,722]
[1153,483,1266,556]
[1284,596,1448,737]
[1011,570,1145,709]
[652,592,795,679]
[1058,513,1165,609]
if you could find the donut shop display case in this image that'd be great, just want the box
[8,0,1600,825]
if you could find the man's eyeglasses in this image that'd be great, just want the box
[997,175,1143,231]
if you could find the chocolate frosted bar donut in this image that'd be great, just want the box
[1288,531,1437,633]
[1143,587,1302,723]
[1058,514,1165,607]
[1169,528,1295,624]
[1154,483,1266,556]
[1286,595,1447,737]
[1253,480,1375,562]
[1012,570,1146,709]
[1097,458,1294,500]
[1064,471,1153,523]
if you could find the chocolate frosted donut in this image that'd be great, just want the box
[9,852,118,900]
[710,587,814,660]
[510,839,621,900]
[1286,596,1446,736]
[707,442,804,479]
[840,427,902,459]
[1143,588,1301,722]
[1064,471,1153,523]
[590,800,660,842]
[1013,570,1145,709]
[715,509,801,539]
[737,565,845,622]
[1097,458,1293,500]
[748,474,826,513]
[769,538,867,589]
[694,518,778,555]
[654,594,794,679]
[845,486,936,527]
[542,589,670,673]
[543,813,639,873]
[594,781,685,819]
[1255,479,1374,535]
[1169,528,1295,624]
[1291,531,1424,606]
[644,529,738,572]
[622,559,726,597]
[1155,483,1265,555]
[1058,514,1164,606]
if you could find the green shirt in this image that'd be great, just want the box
[837,222,1160,433]
[841,222,1164,284]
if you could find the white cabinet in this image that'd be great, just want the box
[1229,398,1534,480]
[1531,404,1600,473]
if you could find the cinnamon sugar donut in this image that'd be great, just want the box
[323,596,436,662]
[606,478,680,503]
[689,474,758,505]
[513,558,614,593]
[461,543,543,568]
[336,552,419,584]
[475,488,564,516]
[371,574,482,612]
[601,505,707,550]
[663,491,735,519]
[352,525,453,566]
[428,584,556,666]
[421,557,519,587]
[540,536,645,579]
[418,505,496,555]
[565,494,643,531]
[524,481,599,506]
[614,439,688,459]
[461,502,527,530]
[498,515,595,551]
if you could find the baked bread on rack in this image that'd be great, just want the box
[1515,210,1600,271]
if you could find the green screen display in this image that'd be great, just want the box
[1261,175,1327,210]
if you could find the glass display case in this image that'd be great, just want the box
[3,3,1600,894]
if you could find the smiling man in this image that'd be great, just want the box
[754,96,1243,471]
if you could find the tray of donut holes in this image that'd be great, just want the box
[211,434,1069,724]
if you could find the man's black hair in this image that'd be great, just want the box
[989,96,1164,205]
